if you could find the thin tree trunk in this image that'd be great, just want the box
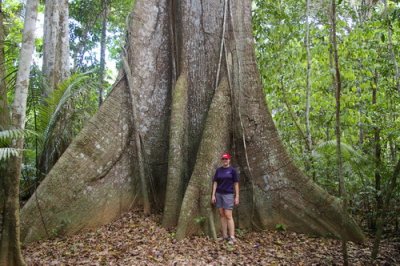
[372,71,383,231]
[0,0,9,242]
[0,0,38,265]
[98,0,109,106]
[0,0,9,129]
[357,87,364,147]
[305,0,315,181]
[330,0,348,264]
[371,158,400,259]
[280,77,307,145]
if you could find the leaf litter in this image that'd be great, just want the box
[23,209,399,265]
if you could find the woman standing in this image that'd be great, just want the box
[211,153,239,243]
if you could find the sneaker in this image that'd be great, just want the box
[227,237,236,245]
[218,236,229,242]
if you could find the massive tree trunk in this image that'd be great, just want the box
[20,0,365,244]
[0,0,38,265]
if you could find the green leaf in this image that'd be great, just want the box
[0,147,20,161]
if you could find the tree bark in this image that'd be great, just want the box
[20,0,365,244]
[0,0,9,129]
[372,72,383,230]
[0,0,8,245]
[305,0,315,181]
[0,0,38,265]
[98,0,109,106]
[38,0,71,177]
[42,0,70,96]
[162,73,189,228]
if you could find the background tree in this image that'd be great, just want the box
[253,0,399,259]
[0,0,9,129]
[98,0,109,106]
[42,0,70,96]
[0,0,24,244]
[329,0,348,263]
[0,0,38,264]
[38,0,71,177]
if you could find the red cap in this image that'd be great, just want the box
[221,153,231,159]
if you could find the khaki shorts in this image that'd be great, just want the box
[216,192,234,210]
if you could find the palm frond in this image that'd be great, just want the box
[0,128,39,143]
[32,71,98,164]
[40,72,96,139]
[0,147,20,161]
[313,140,373,177]
[0,128,25,141]
[314,140,366,161]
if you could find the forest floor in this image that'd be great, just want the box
[23,209,399,265]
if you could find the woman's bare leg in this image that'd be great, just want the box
[218,208,228,238]
[224,209,235,238]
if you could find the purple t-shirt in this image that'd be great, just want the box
[213,166,239,194]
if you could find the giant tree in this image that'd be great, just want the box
[20,0,365,244]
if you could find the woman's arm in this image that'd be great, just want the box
[234,182,239,205]
[211,181,217,204]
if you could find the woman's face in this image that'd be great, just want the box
[222,158,230,167]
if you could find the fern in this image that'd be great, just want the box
[0,147,20,161]
[0,129,25,161]
[0,128,25,143]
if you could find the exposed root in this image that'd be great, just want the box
[162,73,189,228]
[176,77,231,240]
[122,50,151,214]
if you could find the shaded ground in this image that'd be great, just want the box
[23,210,399,265]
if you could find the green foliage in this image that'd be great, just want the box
[253,0,400,231]
[0,129,37,161]
[0,147,19,161]
[15,69,99,187]
[2,0,24,96]
[69,0,135,70]
[275,223,286,231]
[34,71,98,143]
[194,216,207,225]
[0,128,25,143]
[235,228,247,238]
